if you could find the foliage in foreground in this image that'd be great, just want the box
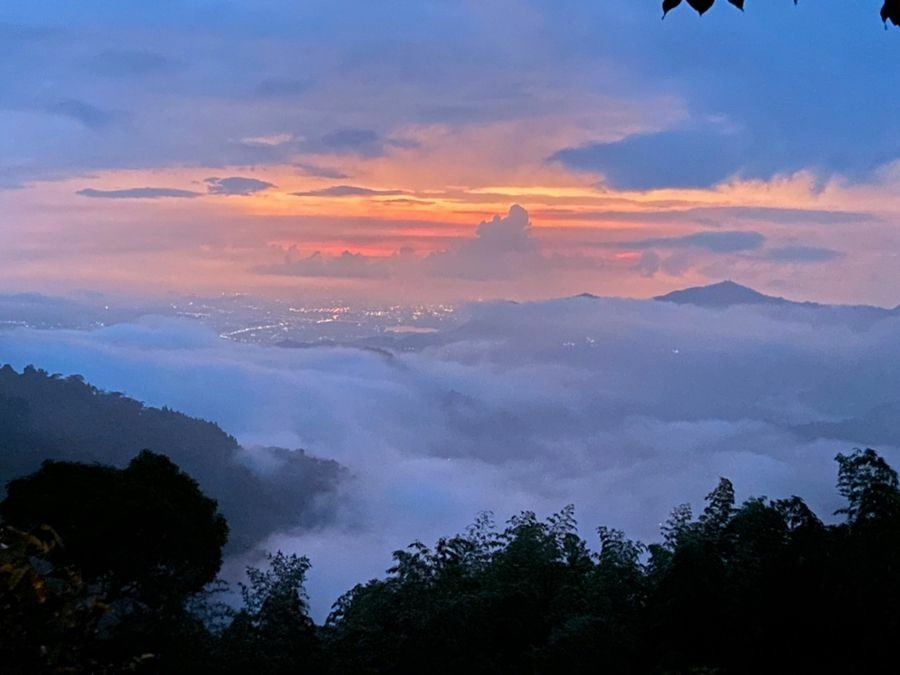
[662,0,900,27]
[3,448,900,674]
[0,451,228,673]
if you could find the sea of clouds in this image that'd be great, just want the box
[2,295,900,619]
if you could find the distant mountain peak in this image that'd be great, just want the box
[654,280,788,308]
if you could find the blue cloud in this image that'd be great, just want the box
[77,187,200,199]
[294,163,350,180]
[622,230,766,253]
[256,78,310,98]
[550,129,746,190]
[1,0,897,190]
[0,22,59,46]
[205,176,275,196]
[316,129,384,156]
[539,2,900,182]
[46,100,122,130]
[91,49,172,77]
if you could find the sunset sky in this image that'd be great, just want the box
[2,1,898,303]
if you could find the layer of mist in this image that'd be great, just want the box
[3,292,899,618]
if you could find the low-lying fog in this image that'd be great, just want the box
[3,293,900,619]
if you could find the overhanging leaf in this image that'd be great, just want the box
[662,0,683,18]
[884,0,900,26]
[687,0,716,16]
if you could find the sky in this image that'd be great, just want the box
[2,0,900,615]
[1,1,899,303]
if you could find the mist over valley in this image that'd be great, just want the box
[4,282,899,618]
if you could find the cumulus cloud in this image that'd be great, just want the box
[256,205,589,282]
[3,296,900,618]
[473,205,536,253]
[205,176,275,196]
[426,204,545,279]
[76,187,201,199]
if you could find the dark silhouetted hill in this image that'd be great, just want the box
[0,364,343,551]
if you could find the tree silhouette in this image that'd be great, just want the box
[662,0,900,27]
[1,450,228,609]
[0,524,113,674]
[0,452,229,673]
[7,441,900,672]
[216,552,323,674]
[835,447,900,523]
[319,449,900,674]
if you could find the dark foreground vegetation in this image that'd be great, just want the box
[3,445,900,674]
[661,0,900,27]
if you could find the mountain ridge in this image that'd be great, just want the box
[653,280,897,314]
[655,280,795,308]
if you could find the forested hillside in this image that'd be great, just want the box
[0,365,343,550]
[323,450,900,674]
[3,447,900,674]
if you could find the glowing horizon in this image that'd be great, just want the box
[1,1,898,305]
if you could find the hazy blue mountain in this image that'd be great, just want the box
[794,402,900,447]
[655,280,794,307]
[653,280,899,330]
